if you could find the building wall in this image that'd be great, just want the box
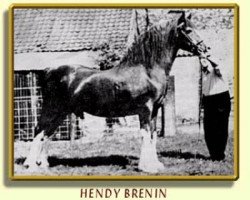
[171,57,200,124]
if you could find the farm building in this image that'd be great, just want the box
[13,8,201,141]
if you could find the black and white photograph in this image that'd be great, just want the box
[11,5,238,179]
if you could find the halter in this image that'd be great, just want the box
[181,29,218,67]
[180,29,207,56]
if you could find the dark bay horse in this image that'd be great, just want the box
[24,11,207,173]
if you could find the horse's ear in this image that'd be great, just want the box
[177,11,186,25]
[187,13,192,20]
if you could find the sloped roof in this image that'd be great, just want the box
[14,8,193,57]
[14,9,133,54]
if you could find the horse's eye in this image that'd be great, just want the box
[185,27,193,34]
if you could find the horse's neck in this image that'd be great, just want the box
[120,26,179,75]
[158,46,179,76]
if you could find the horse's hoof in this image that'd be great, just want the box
[36,161,41,166]
[34,160,49,170]
[23,162,39,172]
[23,160,32,169]
[38,161,49,169]
[138,162,165,173]
[138,165,159,173]
[23,164,29,169]
[155,162,165,171]
[24,158,48,172]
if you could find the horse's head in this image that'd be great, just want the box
[170,11,208,56]
[121,11,209,69]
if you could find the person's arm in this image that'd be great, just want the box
[206,58,222,77]
[200,57,222,77]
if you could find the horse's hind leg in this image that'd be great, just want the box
[24,110,67,171]
[138,104,164,173]
[23,130,46,171]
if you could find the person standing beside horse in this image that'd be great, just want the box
[200,57,231,161]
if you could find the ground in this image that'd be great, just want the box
[14,116,234,176]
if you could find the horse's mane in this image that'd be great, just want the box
[119,17,179,68]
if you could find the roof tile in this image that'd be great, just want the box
[14,9,133,53]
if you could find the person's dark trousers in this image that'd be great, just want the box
[203,91,231,161]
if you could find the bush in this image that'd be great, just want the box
[94,42,124,70]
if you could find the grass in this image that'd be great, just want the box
[14,123,234,176]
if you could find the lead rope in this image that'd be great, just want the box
[195,58,203,159]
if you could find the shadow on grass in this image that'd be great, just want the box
[15,155,138,168]
[160,150,209,160]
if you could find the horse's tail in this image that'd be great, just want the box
[34,66,74,137]
[42,66,74,100]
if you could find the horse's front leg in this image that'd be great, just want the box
[138,106,164,173]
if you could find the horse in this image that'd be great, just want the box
[23,11,207,173]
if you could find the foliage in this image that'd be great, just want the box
[93,42,124,70]
[145,9,234,30]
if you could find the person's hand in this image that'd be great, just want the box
[200,58,209,67]
[199,52,208,59]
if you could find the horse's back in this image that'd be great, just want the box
[45,64,98,81]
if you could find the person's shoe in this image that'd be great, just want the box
[210,154,225,161]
